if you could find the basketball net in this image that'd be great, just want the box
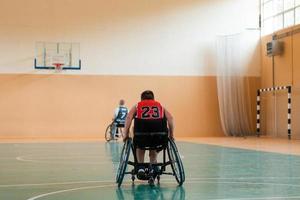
[51,54,66,72]
[53,63,64,72]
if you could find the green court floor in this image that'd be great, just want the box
[1,141,300,199]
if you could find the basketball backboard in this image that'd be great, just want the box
[34,42,81,70]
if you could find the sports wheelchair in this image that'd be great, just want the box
[116,132,185,187]
[105,122,125,142]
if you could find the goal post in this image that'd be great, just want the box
[256,86,292,139]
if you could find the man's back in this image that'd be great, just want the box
[134,99,168,134]
[114,105,128,124]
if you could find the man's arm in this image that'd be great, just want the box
[113,107,119,121]
[164,108,174,140]
[123,106,137,141]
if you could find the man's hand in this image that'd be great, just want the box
[123,135,129,142]
[169,134,174,141]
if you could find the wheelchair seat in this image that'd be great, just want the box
[133,132,168,151]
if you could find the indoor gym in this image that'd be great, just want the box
[1,0,300,199]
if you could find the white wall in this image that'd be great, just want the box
[0,0,260,76]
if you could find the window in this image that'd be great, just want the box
[264,1,273,18]
[263,18,274,35]
[274,14,284,30]
[296,6,300,24]
[284,10,295,27]
[273,0,284,14]
[284,0,294,10]
[261,0,300,35]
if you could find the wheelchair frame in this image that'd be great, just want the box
[116,137,185,187]
[105,122,125,142]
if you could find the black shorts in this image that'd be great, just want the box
[133,132,168,151]
[116,123,125,128]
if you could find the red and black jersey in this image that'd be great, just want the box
[136,100,164,119]
[134,100,168,133]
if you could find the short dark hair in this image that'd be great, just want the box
[119,99,125,105]
[141,90,154,100]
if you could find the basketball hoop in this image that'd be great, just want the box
[53,63,64,72]
[51,54,66,72]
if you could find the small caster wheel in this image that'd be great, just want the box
[148,177,154,186]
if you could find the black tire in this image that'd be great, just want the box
[167,139,185,185]
[116,138,132,187]
[105,124,112,141]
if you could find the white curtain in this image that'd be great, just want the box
[216,30,260,136]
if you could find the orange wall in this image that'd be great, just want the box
[0,74,228,140]
[0,0,261,140]
[261,25,300,139]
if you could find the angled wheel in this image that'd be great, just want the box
[167,139,185,185]
[105,124,112,141]
[116,138,132,187]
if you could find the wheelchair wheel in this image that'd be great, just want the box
[167,139,185,185]
[105,124,112,141]
[116,138,132,187]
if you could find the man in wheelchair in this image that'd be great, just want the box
[123,90,174,182]
[112,99,128,138]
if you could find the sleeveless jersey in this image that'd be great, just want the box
[134,100,167,133]
[115,106,128,124]
[136,100,164,119]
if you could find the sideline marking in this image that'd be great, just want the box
[214,196,300,200]
[26,180,300,200]
[184,180,300,188]
[0,180,113,188]
[188,177,300,180]
[27,184,117,200]
[16,155,112,165]
[3,176,300,188]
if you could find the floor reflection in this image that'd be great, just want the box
[116,184,185,200]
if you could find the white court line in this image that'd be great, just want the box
[27,184,117,200]
[0,180,113,188]
[27,181,300,200]
[3,176,300,188]
[213,197,300,200]
[16,154,108,160]
[16,156,112,165]
[188,177,300,180]
[185,180,300,188]
[25,180,300,200]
